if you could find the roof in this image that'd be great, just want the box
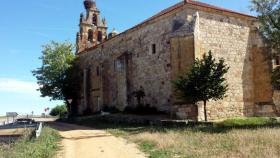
[79,0,256,54]
[186,0,256,18]
[133,0,256,30]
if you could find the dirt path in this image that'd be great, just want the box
[49,122,146,158]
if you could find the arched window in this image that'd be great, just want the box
[88,29,93,41]
[97,31,102,42]
[92,14,97,25]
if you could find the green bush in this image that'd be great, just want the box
[0,127,60,158]
[123,104,165,115]
[218,117,278,127]
[50,104,67,118]
[102,105,120,113]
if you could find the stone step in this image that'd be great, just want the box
[254,104,279,117]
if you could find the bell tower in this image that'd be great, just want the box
[76,0,108,53]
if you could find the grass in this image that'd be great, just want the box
[66,116,280,158]
[0,128,34,136]
[0,126,60,158]
[218,117,278,127]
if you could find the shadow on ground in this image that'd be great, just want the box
[49,115,280,135]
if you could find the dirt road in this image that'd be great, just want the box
[49,122,146,158]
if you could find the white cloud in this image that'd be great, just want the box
[0,78,39,94]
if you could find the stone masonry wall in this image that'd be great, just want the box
[273,91,280,114]
[197,10,273,120]
[76,3,274,120]
[77,5,198,114]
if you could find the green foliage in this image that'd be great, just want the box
[123,105,165,115]
[218,117,278,127]
[50,104,68,118]
[139,141,172,158]
[173,51,229,121]
[102,105,121,114]
[0,127,60,158]
[32,41,76,100]
[251,0,280,52]
[272,66,280,89]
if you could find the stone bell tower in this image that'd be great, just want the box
[76,0,108,53]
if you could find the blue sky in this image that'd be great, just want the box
[0,0,254,116]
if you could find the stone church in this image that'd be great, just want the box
[73,0,279,120]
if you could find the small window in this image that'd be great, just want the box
[97,31,102,42]
[96,66,100,76]
[88,29,93,41]
[276,57,280,65]
[92,14,97,25]
[114,59,124,72]
[152,44,156,54]
[274,56,280,65]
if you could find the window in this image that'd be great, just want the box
[152,44,156,54]
[114,59,124,72]
[276,56,280,65]
[97,31,102,42]
[92,14,97,25]
[88,29,93,41]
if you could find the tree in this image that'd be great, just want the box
[250,0,280,52]
[50,104,68,118]
[173,51,229,121]
[251,0,280,89]
[272,66,280,89]
[32,41,76,101]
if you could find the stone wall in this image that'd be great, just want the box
[75,3,275,120]
[77,5,198,114]
[197,10,273,120]
[173,104,198,120]
[273,91,280,114]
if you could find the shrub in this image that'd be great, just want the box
[0,127,60,158]
[82,108,93,116]
[123,104,165,115]
[272,67,280,90]
[102,105,120,113]
[217,117,278,127]
[50,105,67,118]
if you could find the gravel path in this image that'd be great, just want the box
[49,122,146,158]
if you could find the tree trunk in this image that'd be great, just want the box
[203,100,207,122]
[64,98,71,116]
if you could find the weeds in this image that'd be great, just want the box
[0,126,60,158]
[66,116,280,158]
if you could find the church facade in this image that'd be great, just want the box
[73,0,278,120]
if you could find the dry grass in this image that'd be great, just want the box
[0,128,33,136]
[0,127,60,158]
[67,116,280,158]
[129,128,280,158]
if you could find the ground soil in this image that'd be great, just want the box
[49,122,146,158]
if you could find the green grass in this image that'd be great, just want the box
[217,117,278,127]
[0,126,60,158]
[65,116,280,158]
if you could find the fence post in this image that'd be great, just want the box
[36,122,43,138]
